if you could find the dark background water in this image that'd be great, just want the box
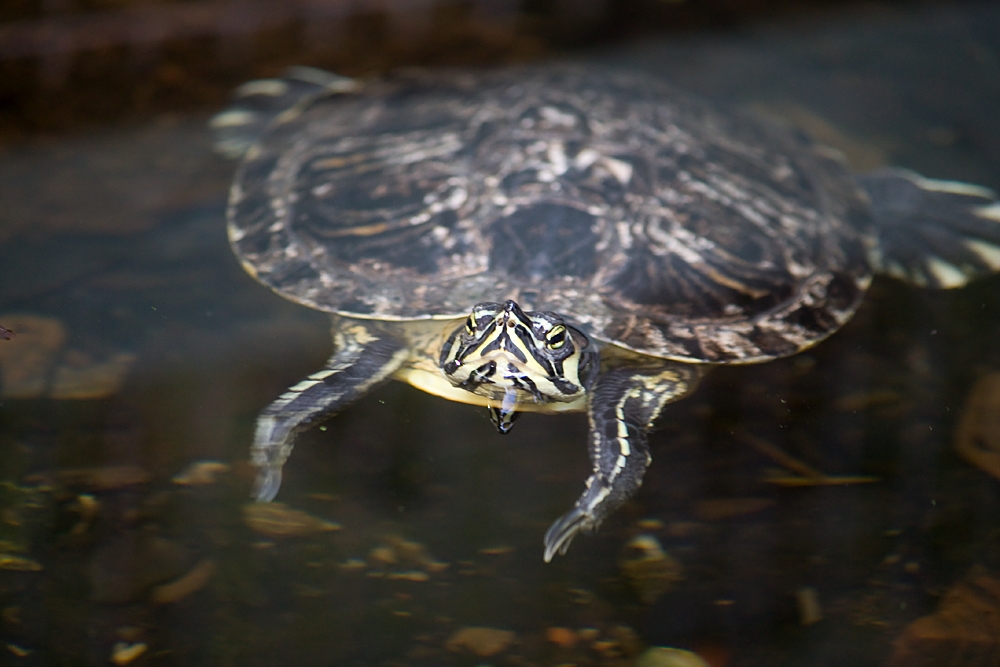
[1,2,1000,666]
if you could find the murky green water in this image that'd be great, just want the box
[2,3,1000,666]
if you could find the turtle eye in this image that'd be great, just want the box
[465,315,477,334]
[546,325,567,349]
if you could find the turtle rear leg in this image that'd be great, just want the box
[543,363,703,562]
[210,66,358,159]
[251,323,408,502]
[859,167,1000,288]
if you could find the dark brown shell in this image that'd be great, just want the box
[227,66,876,363]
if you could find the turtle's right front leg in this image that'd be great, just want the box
[251,322,408,501]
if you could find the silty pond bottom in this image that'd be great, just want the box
[2,3,1000,666]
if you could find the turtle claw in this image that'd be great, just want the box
[543,507,591,562]
[252,467,283,502]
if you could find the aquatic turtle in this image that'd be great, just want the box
[213,65,1000,561]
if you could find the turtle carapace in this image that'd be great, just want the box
[213,65,1000,561]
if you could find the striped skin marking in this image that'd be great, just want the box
[543,363,700,561]
[926,257,969,289]
[604,370,686,484]
[439,301,598,428]
[966,239,1000,270]
[250,322,408,501]
[911,174,996,199]
[976,202,1000,222]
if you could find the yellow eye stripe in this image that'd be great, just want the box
[546,325,567,349]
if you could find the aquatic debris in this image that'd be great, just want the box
[694,497,775,521]
[735,431,878,486]
[242,502,340,537]
[635,646,711,667]
[832,388,902,412]
[57,465,150,491]
[384,570,430,582]
[6,643,32,657]
[478,545,515,555]
[150,558,216,604]
[618,534,682,604]
[445,626,516,657]
[889,566,1000,667]
[0,325,14,340]
[171,461,230,486]
[0,554,43,571]
[110,642,147,665]
[954,373,1000,481]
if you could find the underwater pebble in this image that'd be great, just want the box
[954,373,1000,481]
[110,642,147,665]
[618,534,683,604]
[150,558,216,603]
[242,503,340,537]
[89,531,191,604]
[445,627,516,657]
[367,536,449,574]
[635,646,711,667]
[0,314,134,399]
[545,626,577,648]
[796,587,823,626]
[171,461,230,486]
[889,566,1000,667]
[51,351,136,399]
[0,314,66,398]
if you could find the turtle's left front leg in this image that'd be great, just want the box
[543,362,703,561]
[251,321,408,502]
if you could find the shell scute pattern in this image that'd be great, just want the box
[228,66,875,363]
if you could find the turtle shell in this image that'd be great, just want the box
[228,66,876,364]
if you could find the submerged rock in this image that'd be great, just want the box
[890,566,1000,667]
[635,647,711,667]
[445,627,517,657]
[954,373,1000,481]
[89,531,192,604]
[0,314,134,399]
[618,534,683,604]
[171,461,230,486]
[242,502,340,537]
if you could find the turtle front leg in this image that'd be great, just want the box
[251,322,408,501]
[543,362,702,561]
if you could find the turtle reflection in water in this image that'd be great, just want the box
[213,66,1000,561]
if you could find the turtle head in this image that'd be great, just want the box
[440,300,598,430]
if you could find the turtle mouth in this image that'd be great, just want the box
[456,356,548,404]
